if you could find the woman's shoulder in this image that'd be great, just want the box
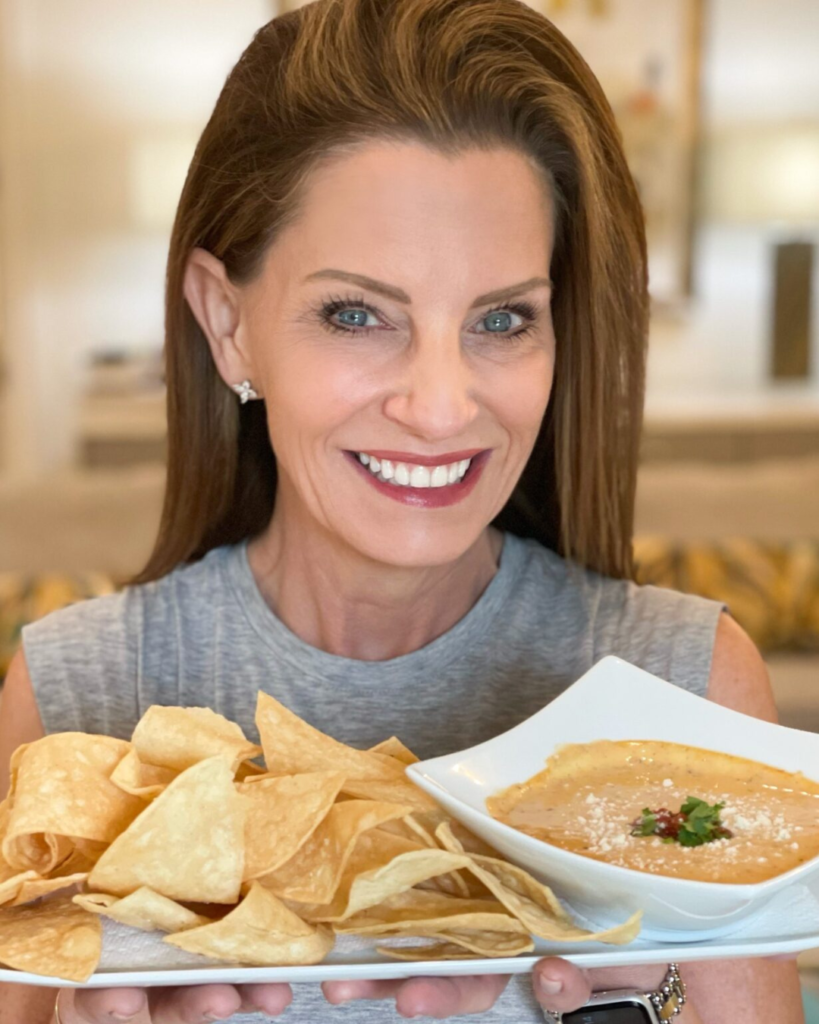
[507,533,727,695]
[18,544,234,737]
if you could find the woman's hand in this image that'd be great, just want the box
[56,983,293,1022]
[322,956,592,1018]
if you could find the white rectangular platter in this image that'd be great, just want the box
[5,876,819,988]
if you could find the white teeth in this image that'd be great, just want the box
[355,453,475,489]
[430,465,449,488]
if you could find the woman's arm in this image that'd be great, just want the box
[0,648,58,1022]
[666,612,802,1022]
[0,648,45,797]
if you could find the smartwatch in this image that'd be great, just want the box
[543,963,686,1024]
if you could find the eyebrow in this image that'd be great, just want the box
[303,269,553,308]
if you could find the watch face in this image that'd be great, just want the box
[561,1005,653,1024]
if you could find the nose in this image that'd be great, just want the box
[382,335,480,441]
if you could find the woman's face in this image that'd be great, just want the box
[236,141,556,568]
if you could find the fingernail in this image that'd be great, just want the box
[109,1015,135,1022]
[536,974,563,996]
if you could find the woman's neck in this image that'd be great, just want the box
[246,515,503,662]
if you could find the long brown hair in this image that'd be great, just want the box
[131,0,648,587]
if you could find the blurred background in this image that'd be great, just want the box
[0,0,818,1009]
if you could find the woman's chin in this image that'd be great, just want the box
[343,523,489,571]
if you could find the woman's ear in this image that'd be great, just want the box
[183,247,257,392]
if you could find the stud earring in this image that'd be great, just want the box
[231,380,260,404]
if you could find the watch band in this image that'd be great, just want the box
[647,963,686,1020]
[543,962,686,1022]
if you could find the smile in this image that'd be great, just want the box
[344,449,491,509]
[356,452,471,488]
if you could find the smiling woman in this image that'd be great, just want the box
[0,1,804,1024]
[131,0,648,586]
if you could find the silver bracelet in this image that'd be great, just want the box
[543,962,686,1022]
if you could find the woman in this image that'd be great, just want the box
[0,0,804,1022]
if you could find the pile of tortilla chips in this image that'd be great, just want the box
[0,693,641,982]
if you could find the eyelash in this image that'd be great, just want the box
[314,292,540,341]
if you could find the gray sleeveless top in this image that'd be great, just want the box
[22,531,726,1023]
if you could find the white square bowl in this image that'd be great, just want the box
[407,655,819,941]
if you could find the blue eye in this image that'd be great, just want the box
[336,308,374,328]
[481,310,516,333]
[475,301,539,340]
[315,293,540,341]
[317,294,384,336]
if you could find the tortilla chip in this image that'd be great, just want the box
[74,888,211,932]
[88,756,246,903]
[1,846,103,906]
[436,822,641,945]
[330,847,474,922]
[256,693,435,810]
[164,882,334,966]
[335,889,524,936]
[0,870,40,907]
[63,840,108,871]
[0,895,102,982]
[5,745,28,803]
[235,760,267,780]
[132,706,262,773]
[292,829,425,922]
[111,749,177,799]
[2,734,142,873]
[399,813,473,898]
[238,772,345,881]
[257,800,413,905]
[377,930,535,959]
[1,847,105,905]
[2,834,73,880]
[372,815,478,899]
[368,738,419,765]
[8,873,88,907]
[0,806,30,896]
[441,819,504,859]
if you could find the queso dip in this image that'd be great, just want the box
[486,740,819,883]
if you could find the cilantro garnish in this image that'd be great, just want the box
[630,796,733,846]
